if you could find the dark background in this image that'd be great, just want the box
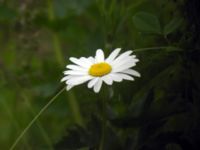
[0,0,200,149]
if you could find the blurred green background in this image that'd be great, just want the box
[1,0,200,150]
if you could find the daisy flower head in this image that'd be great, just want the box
[61,48,141,93]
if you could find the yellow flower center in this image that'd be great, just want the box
[89,62,112,77]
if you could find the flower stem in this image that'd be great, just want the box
[9,87,65,150]
[67,91,84,126]
[46,0,83,126]
[47,0,65,67]
[99,95,106,150]
[132,46,182,52]
[52,34,65,67]
[0,96,30,149]
[1,67,53,149]
[22,93,54,150]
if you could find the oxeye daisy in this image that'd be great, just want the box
[61,48,141,93]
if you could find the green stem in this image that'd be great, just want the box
[99,97,106,150]
[47,0,55,20]
[9,87,65,150]
[132,46,182,52]
[1,70,49,149]
[67,91,84,126]
[2,69,53,149]
[46,0,84,126]
[52,34,65,67]
[0,99,30,149]
[47,0,64,66]
[0,71,30,149]
[22,93,53,150]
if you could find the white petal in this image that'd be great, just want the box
[80,57,93,66]
[61,75,73,82]
[95,49,104,63]
[93,79,103,93]
[132,55,136,58]
[67,76,93,85]
[111,50,133,65]
[64,70,88,75]
[69,57,90,68]
[66,65,87,71]
[66,85,74,91]
[112,56,136,68]
[102,74,113,85]
[87,77,99,88]
[122,69,141,77]
[118,73,134,81]
[134,58,139,62]
[109,73,123,82]
[106,48,121,63]
[112,60,136,72]
[88,56,95,64]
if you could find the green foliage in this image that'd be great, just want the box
[132,12,161,34]
[164,18,183,35]
[0,4,17,23]
[0,0,200,150]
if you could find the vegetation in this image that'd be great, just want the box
[0,0,200,149]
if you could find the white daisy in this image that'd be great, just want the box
[61,48,141,93]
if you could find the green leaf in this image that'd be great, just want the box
[164,18,183,35]
[0,5,17,23]
[54,125,87,149]
[165,46,183,52]
[132,12,161,34]
[139,88,154,117]
[54,0,93,17]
